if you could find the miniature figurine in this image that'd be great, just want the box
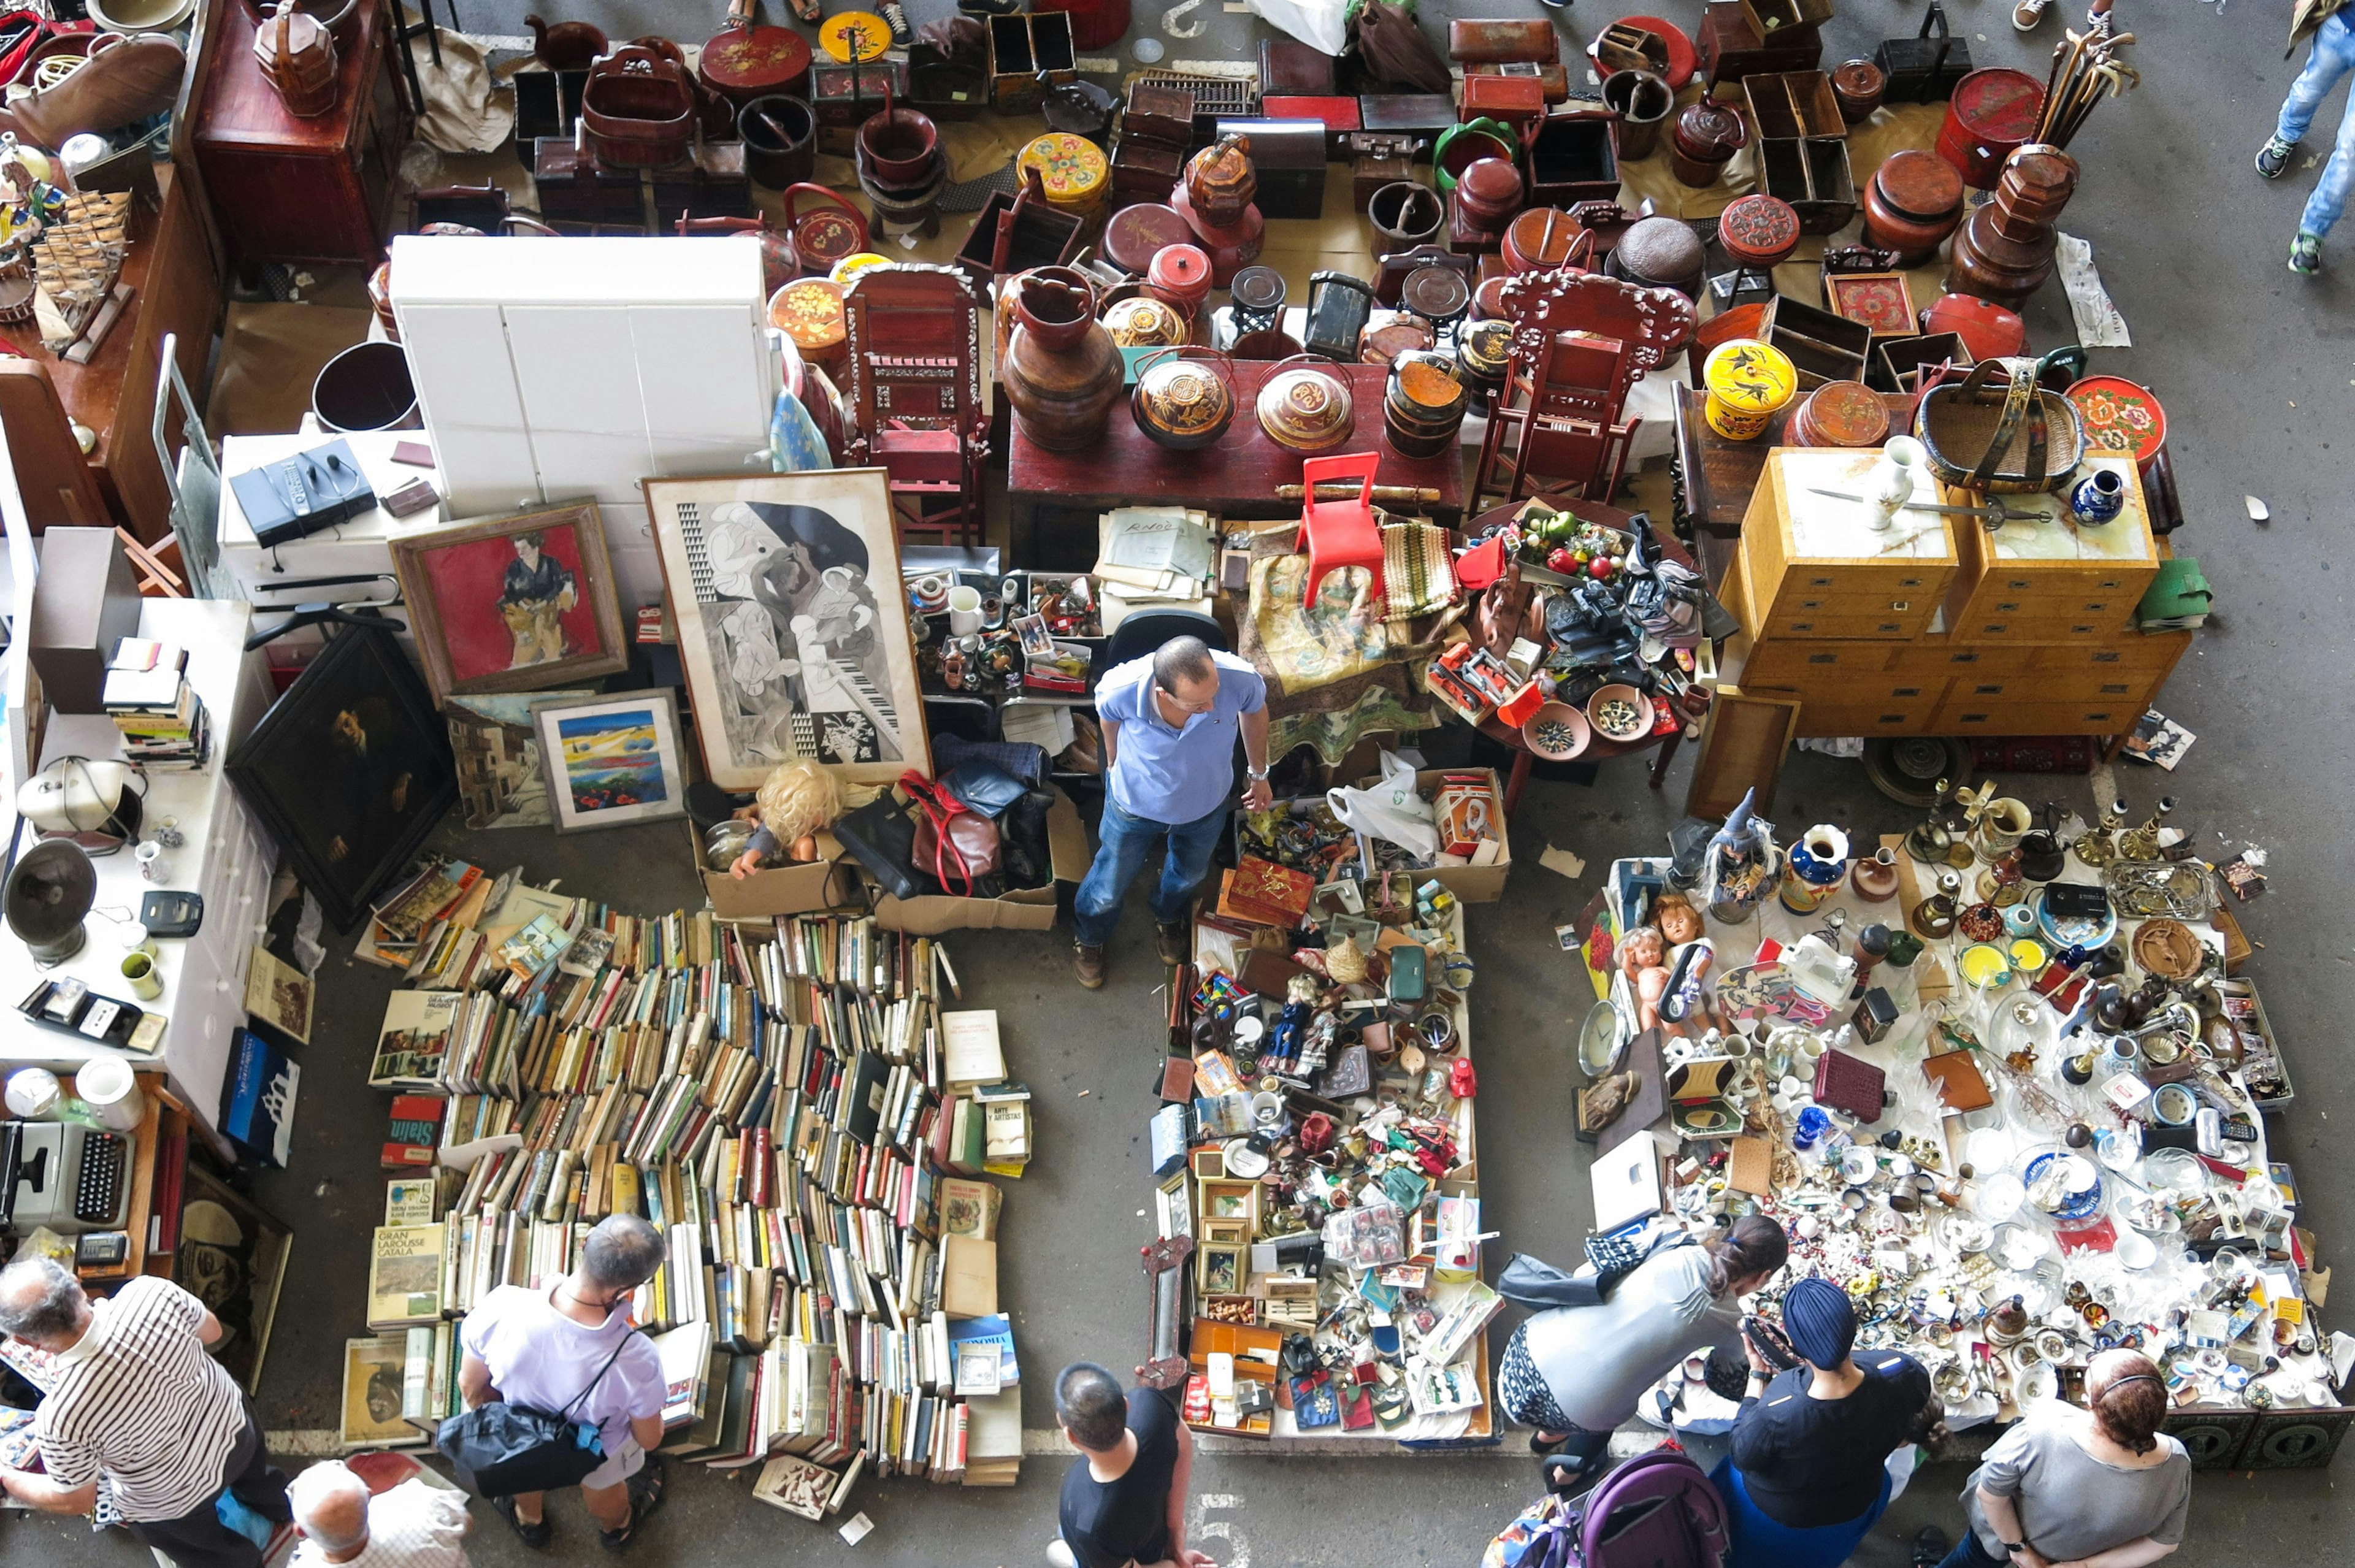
[1702,789,1781,925]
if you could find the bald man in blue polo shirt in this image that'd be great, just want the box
[1073,636,1272,989]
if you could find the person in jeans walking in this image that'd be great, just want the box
[2257,0,2355,273]
[457,1216,669,1551]
[0,1258,293,1568]
[1071,636,1270,989]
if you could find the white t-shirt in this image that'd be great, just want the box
[290,1480,469,1568]
[458,1284,664,1458]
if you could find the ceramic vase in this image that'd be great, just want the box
[2071,468,2125,526]
[1867,435,1929,530]
[1779,824,1851,912]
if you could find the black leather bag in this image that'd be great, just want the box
[832,786,922,901]
[435,1331,638,1496]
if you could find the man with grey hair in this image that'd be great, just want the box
[1073,633,1271,989]
[456,1215,668,1551]
[0,1256,290,1568]
[289,1459,470,1568]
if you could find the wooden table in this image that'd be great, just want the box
[1006,360,1468,568]
[1468,498,1699,813]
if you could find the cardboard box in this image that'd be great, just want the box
[694,823,859,920]
[868,786,1089,935]
[1349,766,1514,903]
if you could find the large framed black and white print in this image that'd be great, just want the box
[644,470,929,789]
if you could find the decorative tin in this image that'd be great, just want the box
[2065,376,2166,469]
[1256,355,1355,452]
[1132,346,1238,449]
[1791,380,1890,447]
[1937,67,2045,190]
[1863,148,1965,263]
[768,277,848,371]
[1717,193,1801,269]
[1017,132,1108,212]
[1702,338,1796,439]
[1102,296,1187,348]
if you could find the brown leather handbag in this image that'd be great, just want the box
[903,771,999,897]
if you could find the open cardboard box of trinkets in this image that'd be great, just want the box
[865,786,1090,934]
[689,822,860,921]
[1235,767,1512,903]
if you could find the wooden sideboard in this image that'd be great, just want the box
[188,0,410,266]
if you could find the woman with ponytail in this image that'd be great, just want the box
[1495,1215,1788,1485]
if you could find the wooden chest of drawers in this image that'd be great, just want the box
[1941,456,2160,640]
[1738,447,1957,639]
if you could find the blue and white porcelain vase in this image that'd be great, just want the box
[2070,467,2125,526]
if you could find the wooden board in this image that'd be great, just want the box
[1684,685,1801,819]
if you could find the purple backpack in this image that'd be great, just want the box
[1485,1447,1729,1568]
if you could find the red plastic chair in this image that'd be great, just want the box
[1297,451,1385,608]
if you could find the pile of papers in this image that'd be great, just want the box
[1096,506,1216,630]
[103,638,209,771]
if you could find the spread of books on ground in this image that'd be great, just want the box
[347,862,1032,1519]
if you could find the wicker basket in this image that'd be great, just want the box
[1914,353,2085,494]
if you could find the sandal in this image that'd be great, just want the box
[791,0,822,23]
[492,1496,553,1550]
[598,1456,668,1553]
[1528,1430,1571,1455]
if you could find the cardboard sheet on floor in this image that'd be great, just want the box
[207,303,375,436]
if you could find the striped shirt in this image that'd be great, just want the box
[35,1276,248,1521]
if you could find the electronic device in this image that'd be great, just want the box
[15,757,143,852]
[75,1231,129,1269]
[0,1123,132,1234]
[140,890,204,938]
[16,979,142,1048]
[6,839,99,963]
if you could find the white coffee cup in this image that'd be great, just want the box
[77,1057,145,1131]
[947,584,982,636]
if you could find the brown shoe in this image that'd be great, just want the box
[1074,943,1106,989]
[1155,921,1189,965]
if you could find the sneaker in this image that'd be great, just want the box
[2257,134,2296,178]
[2291,231,2323,274]
[879,0,911,44]
[1047,1543,1078,1568]
[2085,7,2113,34]
[2012,0,2049,29]
[1155,920,1189,965]
[1074,943,1106,988]
[1911,1526,1951,1568]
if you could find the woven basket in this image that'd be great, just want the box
[1915,354,2085,494]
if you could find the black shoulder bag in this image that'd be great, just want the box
[436,1330,640,1496]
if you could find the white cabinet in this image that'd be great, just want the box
[0,600,278,1143]
[388,235,779,517]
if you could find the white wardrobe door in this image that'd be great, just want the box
[504,305,660,506]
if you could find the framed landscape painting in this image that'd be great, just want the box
[643,470,928,789]
[532,689,689,833]
[389,502,629,705]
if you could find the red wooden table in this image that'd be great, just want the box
[1469,497,1699,814]
[1006,360,1468,568]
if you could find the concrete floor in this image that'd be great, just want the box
[14,0,2353,1562]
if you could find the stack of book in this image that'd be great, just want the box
[102,638,209,771]
[350,906,1020,1501]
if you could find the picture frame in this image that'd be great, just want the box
[1202,1218,1250,1249]
[226,624,458,931]
[446,690,595,830]
[1199,1179,1261,1233]
[340,1334,426,1450]
[1189,1147,1228,1182]
[643,470,929,789]
[529,689,691,834]
[242,944,313,1045]
[1156,1173,1193,1240]
[1197,1242,1244,1300]
[173,1163,293,1394]
[388,502,630,705]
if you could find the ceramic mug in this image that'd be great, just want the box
[947,584,983,635]
[120,950,162,1001]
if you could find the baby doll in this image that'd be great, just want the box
[1620,924,1672,1032]
[728,760,841,879]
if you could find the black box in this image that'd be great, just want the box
[29,528,142,714]
[1216,117,1327,220]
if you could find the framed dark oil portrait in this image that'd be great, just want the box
[643,470,928,789]
[227,624,458,930]
[389,502,629,706]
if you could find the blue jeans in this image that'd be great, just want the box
[1935,1529,2006,1568]
[2278,12,2355,236]
[1072,800,1227,947]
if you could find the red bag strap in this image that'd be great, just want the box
[899,772,974,895]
